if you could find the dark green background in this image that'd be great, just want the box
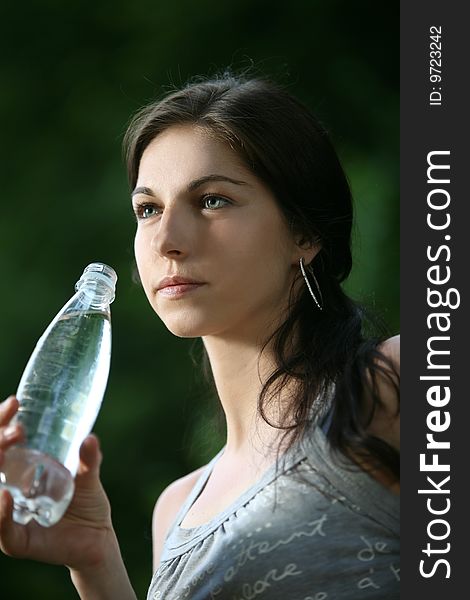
[0,1,398,597]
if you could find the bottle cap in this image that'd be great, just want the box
[75,263,118,304]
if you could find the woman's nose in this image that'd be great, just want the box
[150,205,192,258]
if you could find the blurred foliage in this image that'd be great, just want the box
[0,0,398,597]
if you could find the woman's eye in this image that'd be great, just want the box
[135,204,159,220]
[202,195,230,210]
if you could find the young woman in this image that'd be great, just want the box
[0,73,399,599]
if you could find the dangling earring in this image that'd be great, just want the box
[300,257,323,311]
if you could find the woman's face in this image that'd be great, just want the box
[133,124,316,341]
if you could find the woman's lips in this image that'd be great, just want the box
[157,283,205,297]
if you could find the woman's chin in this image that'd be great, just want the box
[161,316,214,339]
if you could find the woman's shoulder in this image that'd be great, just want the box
[364,334,400,451]
[378,334,400,369]
[157,465,207,502]
[151,464,207,570]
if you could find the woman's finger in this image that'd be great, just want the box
[0,423,24,448]
[0,397,23,449]
[0,489,27,559]
[76,434,102,479]
[0,397,19,427]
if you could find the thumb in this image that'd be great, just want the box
[77,434,103,480]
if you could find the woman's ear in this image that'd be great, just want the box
[294,234,322,266]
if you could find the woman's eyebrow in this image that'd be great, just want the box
[187,174,249,191]
[131,186,155,198]
[131,174,249,198]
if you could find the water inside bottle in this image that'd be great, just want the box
[1,309,111,526]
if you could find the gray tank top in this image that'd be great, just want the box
[147,423,399,599]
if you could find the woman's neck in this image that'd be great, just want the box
[202,334,291,458]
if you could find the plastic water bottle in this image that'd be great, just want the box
[0,263,117,527]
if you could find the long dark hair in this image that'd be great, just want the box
[123,72,399,480]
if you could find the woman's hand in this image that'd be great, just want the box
[0,395,115,571]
